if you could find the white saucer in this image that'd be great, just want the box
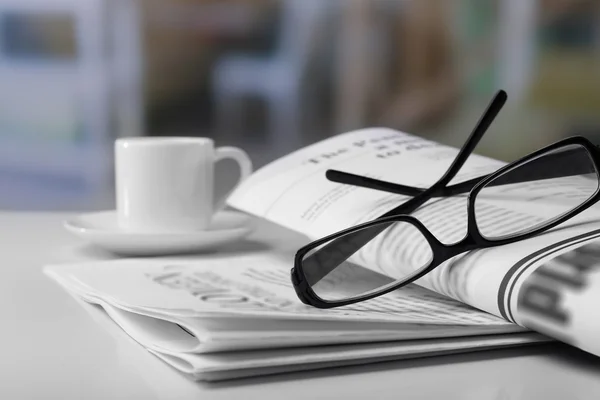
[64,210,255,256]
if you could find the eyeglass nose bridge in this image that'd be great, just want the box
[435,232,481,263]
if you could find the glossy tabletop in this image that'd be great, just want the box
[2,211,600,399]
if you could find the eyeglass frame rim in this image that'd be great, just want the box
[292,135,600,309]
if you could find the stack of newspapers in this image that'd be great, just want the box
[46,128,600,381]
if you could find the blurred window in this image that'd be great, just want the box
[1,12,76,61]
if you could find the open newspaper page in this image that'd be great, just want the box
[227,128,600,358]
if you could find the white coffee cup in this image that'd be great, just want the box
[115,137,252,232]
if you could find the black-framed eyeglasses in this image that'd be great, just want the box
[291,90,600,309]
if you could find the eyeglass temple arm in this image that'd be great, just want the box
[325,170,426,196]
[434,90,507,187]
[326,144,589,198]
[325,169,485,197]
[324,90,507,197]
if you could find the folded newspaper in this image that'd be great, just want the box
[46,128,600,381]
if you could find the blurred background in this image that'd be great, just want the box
[1,0,600,211]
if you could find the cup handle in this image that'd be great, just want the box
[213,147,253,211]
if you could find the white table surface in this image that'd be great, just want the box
[2,211,600,399]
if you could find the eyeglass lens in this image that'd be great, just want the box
[474,144,599,240]
[301,220,434,302]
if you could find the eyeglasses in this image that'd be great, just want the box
[290,90,600,309]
